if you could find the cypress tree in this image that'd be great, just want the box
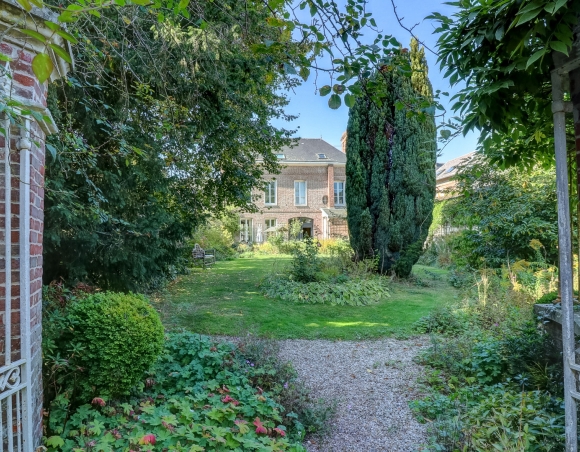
[345,39,437,276]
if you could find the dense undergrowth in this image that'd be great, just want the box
[42,284,333,451]
[411,249,567,451]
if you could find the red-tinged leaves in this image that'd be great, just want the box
[253,417,267,434]
[139,434,156,445]
[32,53,53,83]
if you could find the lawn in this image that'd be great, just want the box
[156,255,458,340]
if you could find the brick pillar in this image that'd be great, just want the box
[327,164,334,207]
[1,1,71,448]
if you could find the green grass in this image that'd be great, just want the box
[156,256,458,340]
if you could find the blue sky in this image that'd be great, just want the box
[271,0,478,163]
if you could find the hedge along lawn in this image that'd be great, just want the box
[157,256,458,340]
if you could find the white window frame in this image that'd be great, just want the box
[265,219,277,229]
[334,181,345,206]
[294,180,307,206]
[264,180,277,205]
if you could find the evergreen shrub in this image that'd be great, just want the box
[47,291,164,401]
[345,39,436,276]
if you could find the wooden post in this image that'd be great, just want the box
[552,68,578,452]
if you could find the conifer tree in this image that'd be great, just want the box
[345,39,437,277]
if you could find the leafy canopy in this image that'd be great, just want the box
[430,0,580,167]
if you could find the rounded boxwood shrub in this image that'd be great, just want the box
[65,292,164,399]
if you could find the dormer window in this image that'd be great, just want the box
[276,154,286,159]
[317,153,327,159]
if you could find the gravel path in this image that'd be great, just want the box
[278,339,429,452]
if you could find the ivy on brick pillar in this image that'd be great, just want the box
[0,1,71,448]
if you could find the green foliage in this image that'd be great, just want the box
[190,211,239,261]
[45,332,312,451]
[443,159,559,267]
[412,384,565,452]
[290,238,321,283]
[413,306,466,336]
[537,291,559,304]
[430,0,580,168]
[413,279,564,451]
[43,289,164,403]
[346,39,436,277]
[44,0,299,291]
[236,335,336,436]
[260,274,389,306]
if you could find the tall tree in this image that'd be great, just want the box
[345,39,437,277]
[44,1,298,290]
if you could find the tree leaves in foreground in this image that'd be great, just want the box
[44,1,299,290]
[430,0,580,168]
[346,40,437,277]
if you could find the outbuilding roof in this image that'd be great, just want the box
[436,152,476,181]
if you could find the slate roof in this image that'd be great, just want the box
[436,152,476,181]
[277,138,346,163]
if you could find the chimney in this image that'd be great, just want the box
[341,131,347,153]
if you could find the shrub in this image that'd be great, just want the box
[290,238,321,283]
[413,306,467,335]
[190,212,238,260]
[45,291,164,402]
[254,241,278,255]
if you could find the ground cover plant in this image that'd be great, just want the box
[157,255,456,340]
[410,264,565,451]
[259,238,390,306]
[45,333,311,451]
[43,286,329,451]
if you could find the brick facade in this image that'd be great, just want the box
[240,161,347,242]
[0,2,70,448]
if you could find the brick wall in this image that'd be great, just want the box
[241,164,346,240]
[0,38,52,449]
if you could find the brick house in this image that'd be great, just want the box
[239,138,348,242]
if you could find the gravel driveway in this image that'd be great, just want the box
[278,338,429,452]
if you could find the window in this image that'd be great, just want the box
[264,181,277,205]
[317,153,327,159]
[240,219,252,242]
[445,166,455,174]
[334,181,345,205]
[294,181,307,205]
[276,154,286,159]
[265,219,277,229]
